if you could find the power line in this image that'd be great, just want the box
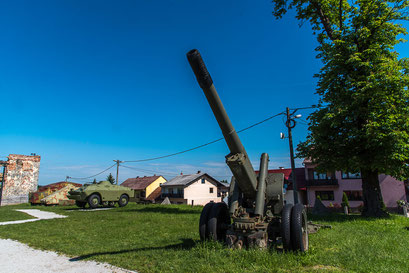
[66,105,316,180]
[121,164,233,179]
[124,111,285,163]
[68,163,116,180]
[121,164,180,176]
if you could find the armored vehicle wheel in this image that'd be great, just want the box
[75,201,86,208]
[108,201,116,207]
[88,194,101,209]
[118,194,129,207]
[281,204,293,251]
[291,203,308,252]
[199,202,214,241]
[207,202,230,242]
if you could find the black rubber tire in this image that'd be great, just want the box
[207,202,230,242]
[281,204,293,251]
[88,194,100,209]
[291,203,309,252]
[118,194,129,207]
[199,202,214,241]
[75,201,86,208]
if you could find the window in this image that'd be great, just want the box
[342,172,361,179]
[209,187,213,193]
[315,191,334,201]
[344,191,363,201]
[141,190,146,198]
[309,169,334,180]
[201,178,205,184]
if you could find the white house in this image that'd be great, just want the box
[161,172,227,206]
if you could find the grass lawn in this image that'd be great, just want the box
[0,203,408,272]
[0,204,36,222]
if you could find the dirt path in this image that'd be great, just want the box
[0,239,136,273]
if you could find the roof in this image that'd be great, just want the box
[121,175,163,190]
[267,168,306,191]
[219,182,230,188]
[161,173,221,187]
[38,181,82,190]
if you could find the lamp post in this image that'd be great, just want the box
[281,107,302,205]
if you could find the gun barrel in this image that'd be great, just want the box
[187,49,257,197]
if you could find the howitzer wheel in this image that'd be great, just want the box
[207,202,230,242]
[88,194,101,209]
[118,194,129,207]
[199,202,214,241]
[291,203,309,252]
[281,204,293,251]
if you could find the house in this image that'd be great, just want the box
[121,175,166,202]
[161,172,225,205]
[303,159,407,210]
[0,154,41,206]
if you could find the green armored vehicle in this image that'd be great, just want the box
[67,181,138,209]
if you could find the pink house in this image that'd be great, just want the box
[303,159,408,210]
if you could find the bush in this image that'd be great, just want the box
[341,192,350,210]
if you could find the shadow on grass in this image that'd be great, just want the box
[114,206,200,215]
[69,238,196,262]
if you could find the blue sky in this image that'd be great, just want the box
[1,1,408,185]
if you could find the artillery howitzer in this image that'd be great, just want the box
[186,49,308,251]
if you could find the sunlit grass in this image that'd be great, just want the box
[0,203,408,272]
[0,204,36,222]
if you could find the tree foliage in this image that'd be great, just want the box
[106,173,115,184]
[272,0,409,216]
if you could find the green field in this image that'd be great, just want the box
[0,203,408,272]
[0,204,36,222]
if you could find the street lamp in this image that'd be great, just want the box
[281,107,302,204]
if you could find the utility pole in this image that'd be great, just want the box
[286,107,299,205]
[113,160,123,185]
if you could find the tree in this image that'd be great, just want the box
[106,173,115,184]
[272,0,409,217]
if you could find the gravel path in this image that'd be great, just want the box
[0,239,136,273]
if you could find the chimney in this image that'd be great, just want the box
[197,170,201,174]
[279,167,284,169]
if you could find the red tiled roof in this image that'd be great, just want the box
[121,175,162,190]
[38,181,82,191]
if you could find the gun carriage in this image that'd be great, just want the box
[186,49,308,251]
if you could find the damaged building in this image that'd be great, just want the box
[0,154,41,206]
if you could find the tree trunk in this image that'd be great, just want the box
[361,168,389,217]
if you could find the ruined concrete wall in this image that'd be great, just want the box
[1,154,41,205]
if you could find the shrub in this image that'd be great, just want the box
[341,192,350,210]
